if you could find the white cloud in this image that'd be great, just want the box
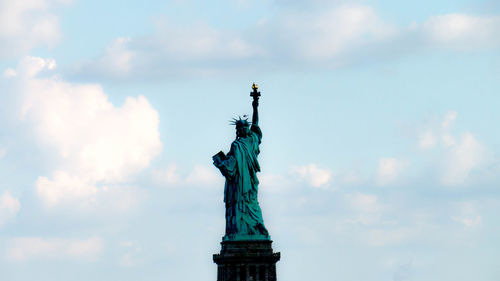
[152,164,182,186]
[376,158,405,186]
[441,132,489,186]
[440,111,457,147]
[347,192,379,212]
[9,56,161,210]
[259,172,294,193]
[70,4,396,78]
[418,111,457,149]
[441,134,456,147]
[119,240,133,248]
[278,4,396,59]
[146,20,261,60]
[342,194,487,247]
[119,252,135,267]
[452,202,482,228]
[441,111,457,129]
[335,170,363,186]
[101,37,135,75]
[71,5,500,79]
[422,14,500,49]
[0,0,67,58]
[36,171,99,207]
[117,240,143,267]
[344,192,382,226]
[416,111,494,186]
[152,164,223,188]
[6,237,102,262]
[73,21,263,79]
[452,215,482,228]
[0,147,7,158]
[0,191,21,227]
[13,56,56,79]
[75,37,135,78]
[185,165,221,187]
[418,131,436,149]
[291,164,332,188]
[3,68,17,78]
[35,171,144,211]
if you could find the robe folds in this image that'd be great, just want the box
[218,124,269,240]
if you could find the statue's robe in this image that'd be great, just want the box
[218,124,269,240]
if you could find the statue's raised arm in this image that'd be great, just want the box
[251,83,260,126]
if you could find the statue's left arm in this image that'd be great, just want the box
[214,145,237,180]
[250,99,262,144]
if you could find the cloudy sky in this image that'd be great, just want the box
[1,0,500,280]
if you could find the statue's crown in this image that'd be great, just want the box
[230,115,250,127]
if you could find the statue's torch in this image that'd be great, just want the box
[250,83,261,107]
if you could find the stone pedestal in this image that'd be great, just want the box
[213,240,280,281]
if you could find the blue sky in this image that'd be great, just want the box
[1,0,500,280]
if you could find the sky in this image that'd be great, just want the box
[0,0,500,280]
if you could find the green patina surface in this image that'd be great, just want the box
[213,84,270,241]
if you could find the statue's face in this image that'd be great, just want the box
[236,125,249,138]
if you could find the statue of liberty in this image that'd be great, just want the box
[212,84,270,241]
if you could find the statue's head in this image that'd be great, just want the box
[231,116,250,138]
